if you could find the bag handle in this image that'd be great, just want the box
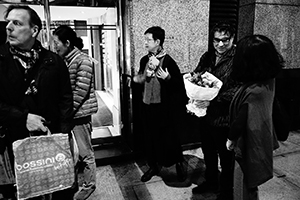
[29,127,51,137]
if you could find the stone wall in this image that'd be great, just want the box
[238,0,300,69]
[127,0,210,74]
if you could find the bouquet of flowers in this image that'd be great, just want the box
[183,71,223,117]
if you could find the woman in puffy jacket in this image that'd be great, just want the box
[53,25,98,200]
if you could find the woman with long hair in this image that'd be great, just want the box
[227,34,284,200]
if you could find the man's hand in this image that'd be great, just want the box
[26,113,48,132]
[156,67,170,80]
[194,100,210,108]
[133,74,146,83]
[226,139,235,151]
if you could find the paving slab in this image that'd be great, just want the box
[78,131,300,200]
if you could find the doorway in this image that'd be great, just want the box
[0,2,134,162]
[39,5,122,141]
[0,3,122,139]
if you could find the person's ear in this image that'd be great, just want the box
[230,34,235,41]
[65,40,71,48]
[31,25,39,38]
[155,39,160,46]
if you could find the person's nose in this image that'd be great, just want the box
[6,21,13,32]
[218,41,224,46]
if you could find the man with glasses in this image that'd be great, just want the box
[191,21,240,200]
[133,26,188,183]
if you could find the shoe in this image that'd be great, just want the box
[192,181,218,194]
[74,184,96,200]
[141,167,160,182]
[176,162,187,182]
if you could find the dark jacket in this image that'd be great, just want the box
[138,54,188,115]
[0,42,74,143]
[194,46,240,127]
[135,54,188,166]
[229,79,278,188]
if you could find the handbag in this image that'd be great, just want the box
[12,132,75,200]
[273,97,291,141]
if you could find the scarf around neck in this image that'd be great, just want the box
[148,47,167,59]
[10,41,42,74]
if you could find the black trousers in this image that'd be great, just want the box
[201,125,234,195]
[142,103,183,168]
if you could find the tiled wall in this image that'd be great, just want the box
[238,0,300,68]
[128,0,210,74]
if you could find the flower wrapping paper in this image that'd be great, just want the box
[183,72,223,117]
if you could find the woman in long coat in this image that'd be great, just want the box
[226,35,283,200]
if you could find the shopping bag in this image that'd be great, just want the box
[13,133,75,200]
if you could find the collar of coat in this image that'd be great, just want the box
[64,47,98,66]
[65,47,81,64]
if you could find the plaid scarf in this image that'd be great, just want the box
[10,41,42,75]
[148,47,166,59]
[10,42,42,95]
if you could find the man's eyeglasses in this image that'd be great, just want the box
[213,37,231,44]
[144,38,154,43]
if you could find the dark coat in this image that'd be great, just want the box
[138,54,188,113]
[136,54,188,166]
[229,79,277,188]
[0,42,74,143]
[194,46,240,127]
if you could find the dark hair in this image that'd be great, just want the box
[5,4,42,32]
[53,25,84,50]
[208,21,236,52]
[231,34,284,82]
[144,26,165,47]
[210,21,236,39]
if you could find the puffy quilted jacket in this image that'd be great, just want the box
[65,48,98,119]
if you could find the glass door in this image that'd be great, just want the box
[0,1,123,141]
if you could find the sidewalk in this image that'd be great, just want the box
[260,130,300,200]
[2,131,299,200]
[83,131,300,200]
